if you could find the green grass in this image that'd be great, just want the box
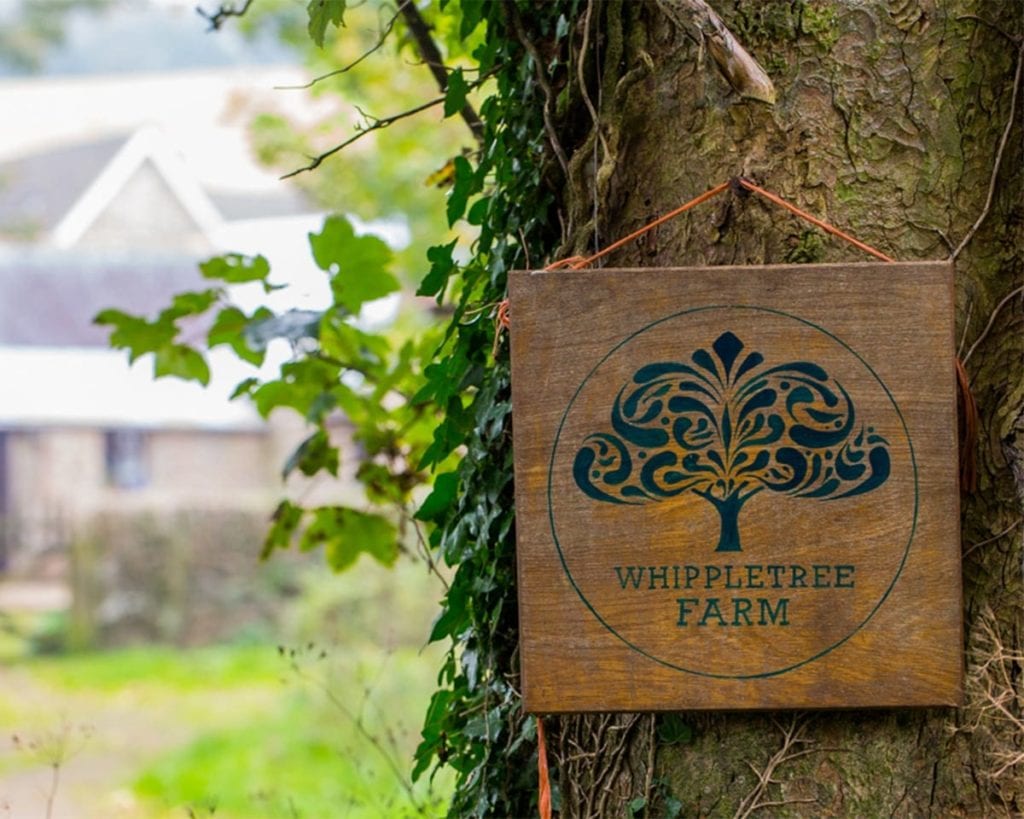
[1,641,452,818]
[19,643,283,691]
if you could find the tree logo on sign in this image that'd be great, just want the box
[573,331,892,552]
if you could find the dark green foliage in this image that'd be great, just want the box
[409,3,575,815]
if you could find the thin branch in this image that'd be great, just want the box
[289,659,428,816]
[952,42,1024,259]
[962,283,1024,366]
[276,1,412,90]
[281,94,446,178]
[399,1,484,141]
[655,0,776,104]
[963,516,1022,558]
[196,0,254,31]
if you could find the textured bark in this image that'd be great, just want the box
[548,1,1022,815]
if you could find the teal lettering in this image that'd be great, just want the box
[835,565,856,588]
[705,566,721,589]
[766,564,785,588]
[676,597,700,626]
[789,565,807,588]
[732,597,753,626]
[724,565,741,589]
[813,564,831,588]
[614,566,644,589]
[673,565,680,589]
[698,598,727,627]
[684,566,700,588]
[648,566,670,590]
[746,565,764,589]
[759,598,790,626]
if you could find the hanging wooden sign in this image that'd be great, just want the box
[509,261,962,712]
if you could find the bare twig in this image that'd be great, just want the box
[952,42,1024,259]
[281,94,446,178]
[277,1,412,90]
[289,657,428,815]
[962,283,1024,366]
[399,1,484,141]
[407,506,450,592]
[963,516,1023,558]
[733,714,822,819]
[196,0,253,31]
[655,0,776,104]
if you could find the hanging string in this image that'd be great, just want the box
[497,175,976,491]
[536,717,551,819]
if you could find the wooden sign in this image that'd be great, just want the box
[509,262,962,711]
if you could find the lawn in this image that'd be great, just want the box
[0,563,454,818]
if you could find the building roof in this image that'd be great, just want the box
[0,126,316,245]
[0,248,207,347]
[0,133,126,241]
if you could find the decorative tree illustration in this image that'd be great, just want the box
[573,331,892,552]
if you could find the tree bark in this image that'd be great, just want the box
[547,1,1022,815]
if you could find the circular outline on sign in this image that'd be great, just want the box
[546,304,919,680]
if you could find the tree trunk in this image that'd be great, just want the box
[547,1,1022,815]
[709,491,745,553]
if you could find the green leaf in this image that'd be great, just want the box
[446,156,474,226]
[208,306,267,367]
[415,471,459,522]
[261,499,303,559]
[657,714,694,745]
[94,309,176,362]
[417,239,458,298]
[306,0,346,48]
[153,344,210,385]
[163,289,220,320]
[444,68,470,118]
[282,429,339,479]
[230,377,259,400]
[459,0,484,39]
[300,507,398,571]
[199,253,271,284]
[627,797,646,817]
[664,796,684,819]
[308,215,399,313]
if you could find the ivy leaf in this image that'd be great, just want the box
[308,215,399,313]
[446,156,474,226]
[444,68,470,118]
[418,239,458,298]
[300,507,398,571]
[415,471,459,522]
[459,0,484,39]
[306,0,346,48]
[153,344,210,386]
[657,714,694,745]
[199,253,271,285]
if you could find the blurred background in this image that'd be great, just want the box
[0,1,458,816]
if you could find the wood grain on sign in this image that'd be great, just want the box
[509,262,962,712]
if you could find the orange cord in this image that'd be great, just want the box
[734,178,895,263]
[537,717,551,819]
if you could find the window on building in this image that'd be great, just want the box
[104,429,148,489]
